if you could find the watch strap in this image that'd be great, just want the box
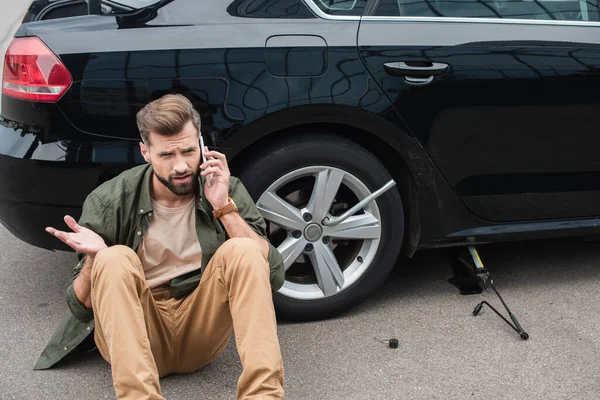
[212,197,237,219]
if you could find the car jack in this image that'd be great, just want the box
[448,246,529,340]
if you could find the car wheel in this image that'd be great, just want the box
[238,134,404,321]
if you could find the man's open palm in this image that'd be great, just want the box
[46,215,107,256]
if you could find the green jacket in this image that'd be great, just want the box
[34,164,284,370]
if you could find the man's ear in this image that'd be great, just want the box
[140,141,150,163]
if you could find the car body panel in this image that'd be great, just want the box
[3,0,600,255]
[358,18,600,222]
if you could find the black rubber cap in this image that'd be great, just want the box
[389,338,399,348]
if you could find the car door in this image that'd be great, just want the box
[358,0,600,222]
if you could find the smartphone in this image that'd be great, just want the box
[199,134,211,187]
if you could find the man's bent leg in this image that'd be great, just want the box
[176,238,284,399]
[91,245,167,400]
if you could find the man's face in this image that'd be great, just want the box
[140,120,201,196]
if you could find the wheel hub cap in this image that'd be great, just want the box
[304,223,323,242]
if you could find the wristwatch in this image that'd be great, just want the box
[212,197,238,219]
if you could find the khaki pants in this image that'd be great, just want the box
[90,238,284,400]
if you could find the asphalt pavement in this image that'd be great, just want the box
[2,222,600,399]
[1,2,599,399]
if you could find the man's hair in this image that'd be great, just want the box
[136,94,201,145]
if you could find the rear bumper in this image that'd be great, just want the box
[0,147,91,251]
[0,117,139,250]
[0,197,80,251]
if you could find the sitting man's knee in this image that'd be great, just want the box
[93,245,141,277]
[221,238,263,256]
[216,238,268,266]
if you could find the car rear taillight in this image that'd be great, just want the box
[2,37,72,102]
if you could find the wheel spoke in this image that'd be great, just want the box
[308,241,345,296]
[324,213,381,240]
[258,191,305,231]
[306,168,345,221]
[278,236,308,271]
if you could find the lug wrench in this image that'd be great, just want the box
[322,179,396,227]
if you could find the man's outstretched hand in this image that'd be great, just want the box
[46,215,107,256]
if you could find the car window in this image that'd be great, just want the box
[374,0,600,21]
[112,0,313,17]
[115,0,314,23]
[225,0,314,18]
[109,0,161,8]
[309,0,369,16]
[37,1,89,20]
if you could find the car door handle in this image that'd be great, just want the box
[384,61,449,77]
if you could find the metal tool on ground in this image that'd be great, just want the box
[375,336,399,348]
[469,246,529,340]
[448,246,529,340]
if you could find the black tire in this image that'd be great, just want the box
[238,133,404,321]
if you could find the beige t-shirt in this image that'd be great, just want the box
[136,197,203,289]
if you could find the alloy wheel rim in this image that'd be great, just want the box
[256,166,382,300]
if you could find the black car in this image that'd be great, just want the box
[2,0,600,320]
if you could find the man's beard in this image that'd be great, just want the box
[154,169,199,196]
